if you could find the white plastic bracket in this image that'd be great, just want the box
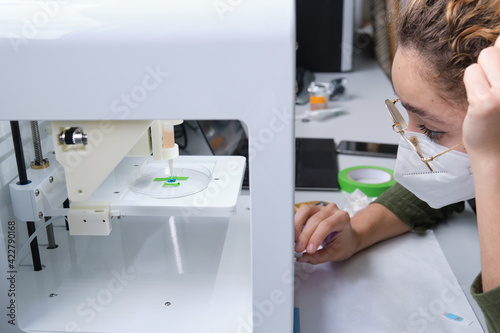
[67,201,111,236]
[9,153,68,221]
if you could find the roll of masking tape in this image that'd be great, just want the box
[338,166,396,197]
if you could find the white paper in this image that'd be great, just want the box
[294,231,484,332]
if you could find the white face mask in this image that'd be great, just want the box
[394,131,475,209]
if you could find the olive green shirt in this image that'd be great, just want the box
[374,182,465,231]
[374,183,500,332]
[471,273,500,333]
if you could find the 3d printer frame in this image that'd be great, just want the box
[0,1,295,332]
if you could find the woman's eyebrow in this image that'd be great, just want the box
[401,102,446,125]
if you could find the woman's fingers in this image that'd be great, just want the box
[306,209,349,254]
[294,204,321,241]
[477,45,500,89]
[294,203,346,253]
[464,63,490,106]
[297,247,336,265]
[464,36,500,154]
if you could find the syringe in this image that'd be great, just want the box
[162,120,176,176]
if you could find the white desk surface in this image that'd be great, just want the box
[294,54,486,331]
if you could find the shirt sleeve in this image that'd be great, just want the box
[471,273,500,333]
[373,182,465,231]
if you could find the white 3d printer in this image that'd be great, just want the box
[0,1,295,332]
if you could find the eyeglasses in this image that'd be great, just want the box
[384,98,464,171]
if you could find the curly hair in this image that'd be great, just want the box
[397,0,500,105]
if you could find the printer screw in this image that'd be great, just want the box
[49,176,54,183]
[35,189,40,197]
[38,212,44,219]
[165,302,171,307]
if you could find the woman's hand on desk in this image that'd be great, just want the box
[294,203,361,264]
[294,203,411,265]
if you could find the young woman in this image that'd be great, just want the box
[294,0,500,330]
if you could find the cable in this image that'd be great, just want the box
[14,217,56,269]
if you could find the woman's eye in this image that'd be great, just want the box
[417,124,446,141]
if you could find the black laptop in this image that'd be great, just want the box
[198,120,339,191]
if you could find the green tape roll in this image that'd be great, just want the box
[338,166,396,197]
